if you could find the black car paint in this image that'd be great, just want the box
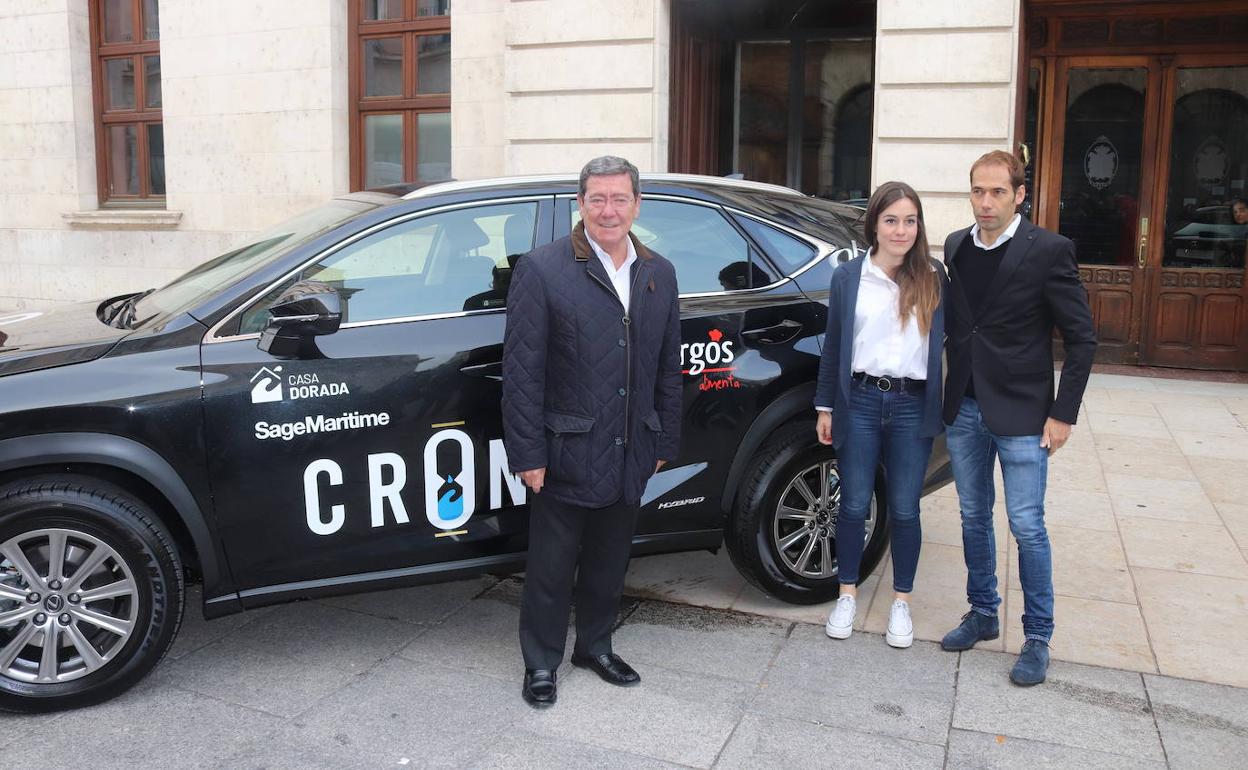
[0,177,944,622]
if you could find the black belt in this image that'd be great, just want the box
[852,371,926,394]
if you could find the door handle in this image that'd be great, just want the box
[459,361,502,380]
[741,319,802,344]
[1137,216,1149,269]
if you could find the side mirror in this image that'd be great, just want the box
[258,280,342,358]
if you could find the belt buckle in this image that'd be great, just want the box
[876,376,893,392]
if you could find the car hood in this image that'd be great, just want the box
[0,301,131,377]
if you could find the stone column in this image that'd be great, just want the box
[872,0,1022,252]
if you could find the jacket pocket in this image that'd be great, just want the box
[544,410,595,485]
[642,411,663,433]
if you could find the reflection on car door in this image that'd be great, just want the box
[200,197,551,601]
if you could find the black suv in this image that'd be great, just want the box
[0,174,948,712]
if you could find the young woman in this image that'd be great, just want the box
[812,181,946,648]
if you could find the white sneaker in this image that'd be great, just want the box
[886,599,914,648]
[825,594,856,639]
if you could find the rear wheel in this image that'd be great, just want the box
[0,477,184,713]
[727,422,889,604]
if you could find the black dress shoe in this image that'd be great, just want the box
[522,668,557,708]
[570,652,641,687]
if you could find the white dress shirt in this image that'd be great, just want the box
[971,213,1022,250]
[851,254,930,379]
[586,231,638,309]
[816,254,930,412]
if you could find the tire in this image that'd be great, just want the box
[726,421,889,605]
[0,476,185,713]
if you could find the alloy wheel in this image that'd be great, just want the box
[770,460,876,579]
[0,528,139,684]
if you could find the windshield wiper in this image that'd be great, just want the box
[107,289,155,329]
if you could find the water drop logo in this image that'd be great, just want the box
[436,474,464,521]
[423,428,475,530]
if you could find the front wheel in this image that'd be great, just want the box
[0,477,184,713]
[727,422,889,604]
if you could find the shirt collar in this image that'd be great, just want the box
[970,213,1022,250]
[585,230,637,273]
[862,250,894,283]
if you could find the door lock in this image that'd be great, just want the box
[1137,217,1149,269]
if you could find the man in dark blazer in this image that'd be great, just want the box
[502,156,682,708]
[939,150,1097,687]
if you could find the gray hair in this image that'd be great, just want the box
[578,155,640,197]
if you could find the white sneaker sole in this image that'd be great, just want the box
[886,629,913,648]
[825,621,852,639]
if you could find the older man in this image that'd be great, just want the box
[502,156,682,708]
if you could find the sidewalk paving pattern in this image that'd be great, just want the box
[5,578,1244,769]
[3,372,1246,767]
[626,373,1248,689]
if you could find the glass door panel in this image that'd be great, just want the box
[1057,68,1147,266]
[1051,65,1153,362]
[1161,66,1248,270]
[800,40,872,200]
[736,41,790,187]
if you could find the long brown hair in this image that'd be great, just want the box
[863,181,940,335]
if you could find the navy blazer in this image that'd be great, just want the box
[813,255,947,450]
[943,218,1097,435]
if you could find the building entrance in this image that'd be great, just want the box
[1025,2,1248,370]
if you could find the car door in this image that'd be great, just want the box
[558,194,825,536]
[200,196,552,600]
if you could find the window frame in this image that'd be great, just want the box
[562,194,825,297]
[348,0,452,191]
[208,195,547,343]
[88,0,164,206]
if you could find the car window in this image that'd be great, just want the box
[134,198,381,324]
[732,213,817,274]
[239,201,538,332]
[571,198,769,293]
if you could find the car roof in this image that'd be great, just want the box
[367,172,865,230]
[397,172,805,201]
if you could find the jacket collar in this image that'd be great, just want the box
[573,222,656,313]
[978,216,1037,317]
[947,217,1039,321]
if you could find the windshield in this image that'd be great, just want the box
[131,197,384,323]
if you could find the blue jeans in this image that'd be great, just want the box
[836,379,934,592]
[946,398,1054,642]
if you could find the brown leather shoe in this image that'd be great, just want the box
[570,652,641,687]
[521,668,557,708]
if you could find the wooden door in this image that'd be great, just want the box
[1038,56,1163,364]
[1140,55,1248,370]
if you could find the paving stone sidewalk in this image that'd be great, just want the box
[626,371,1248,689]
[4,577,1246,769]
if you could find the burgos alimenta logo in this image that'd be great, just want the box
[681,328,740,391]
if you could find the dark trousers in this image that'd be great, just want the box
[519,493,640,671]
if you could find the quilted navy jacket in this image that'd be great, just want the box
[502,222,682,507]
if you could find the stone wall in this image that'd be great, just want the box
[871,0,1022,252]
[481,0,671,176]
[0,0,348,311]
